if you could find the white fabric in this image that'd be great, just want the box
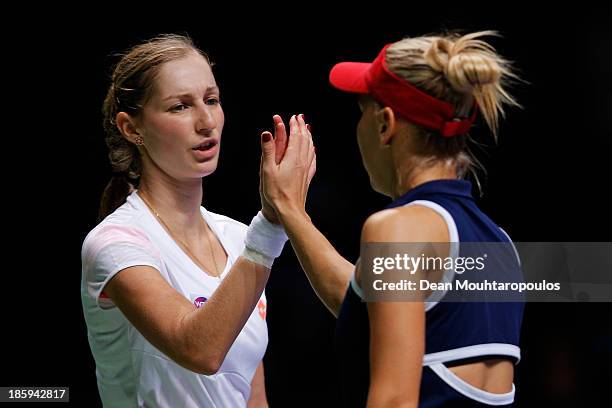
[404,200,460,312]
[499,227,521,267]
[350,272,365,300]
[243,211,288,263]
[423,343,521,366]
[429,362,516,405]
[349,200,459,310]
[241,246,274,269]
[81,191,268,407]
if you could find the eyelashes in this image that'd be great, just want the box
[169,97,221,112]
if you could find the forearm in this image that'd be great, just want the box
[278,205,353,317]
[179,257,270,373]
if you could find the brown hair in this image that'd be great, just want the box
[98,34,210,221]
[385,30,521,180]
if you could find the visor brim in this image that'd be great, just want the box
[329,62,371,94]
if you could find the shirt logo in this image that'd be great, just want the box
[257,299,266,320]
[194,296,208,308]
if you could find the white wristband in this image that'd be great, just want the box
[242,246,275,269]
[242,211,288,268]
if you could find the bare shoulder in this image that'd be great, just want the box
[361,205,449,243]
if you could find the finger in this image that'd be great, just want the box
[304,120,313,149]
[307,138,315,167]
[297,113,307,134]
[297,114,308,153]
[260,131,276,171]
[286,114,299,155]
[273,115,288,164]
[307,152,317,185]
[292,114,308,158]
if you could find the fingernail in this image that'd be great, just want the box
[307,124,312,132]
[262,132,272,143]
[300,114,305,121]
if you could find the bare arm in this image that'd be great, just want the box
[278,208,354,316]
[261,114,353,317]
[358,206,449,407]
[102,122,314,375]
[367,300,424,408]
[105,256,269,375]
[247,362,268,408]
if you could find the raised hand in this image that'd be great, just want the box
[259,114,316,223]
[259,115,287,224]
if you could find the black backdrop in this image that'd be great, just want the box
[3,6,611,407]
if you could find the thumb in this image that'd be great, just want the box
[260,131,276,163]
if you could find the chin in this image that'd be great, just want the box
[195,160,219,178]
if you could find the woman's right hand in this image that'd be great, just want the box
[259,115,287,224]
[259,114,316,223]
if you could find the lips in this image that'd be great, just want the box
[192,139,219,161]
[192,139,218,151]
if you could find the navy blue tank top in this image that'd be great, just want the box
[335,179,524,407]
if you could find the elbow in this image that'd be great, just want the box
[174,339,225,375]
[179,353,223,375]
[174,314,225,375]
[194,357,223,376]
[189,347,225,375]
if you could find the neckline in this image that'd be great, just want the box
[387,179,473,209]
[130,190,231,281]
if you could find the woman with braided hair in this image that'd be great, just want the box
[260,31,524,407]
[81,34,315,407]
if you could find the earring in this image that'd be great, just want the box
[134,136,144,146]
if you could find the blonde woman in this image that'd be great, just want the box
[81,34,315,407]
[261,31,524,407]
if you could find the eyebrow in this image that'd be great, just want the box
[162,86,219,101]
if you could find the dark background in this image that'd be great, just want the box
[2,6,611,407]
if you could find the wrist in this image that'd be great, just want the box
[242,211,288,269]
[261,206,280,225]
[275,202,311,227]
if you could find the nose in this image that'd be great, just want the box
[195,103,217,135]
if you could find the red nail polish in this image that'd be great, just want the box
[307,124,312,132]
[262,132,272,142]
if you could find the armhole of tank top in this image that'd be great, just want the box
[498,227,521,268]
[350,268,365,300]
[404,200,459,312]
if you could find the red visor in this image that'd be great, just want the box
[329,44,477,137]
